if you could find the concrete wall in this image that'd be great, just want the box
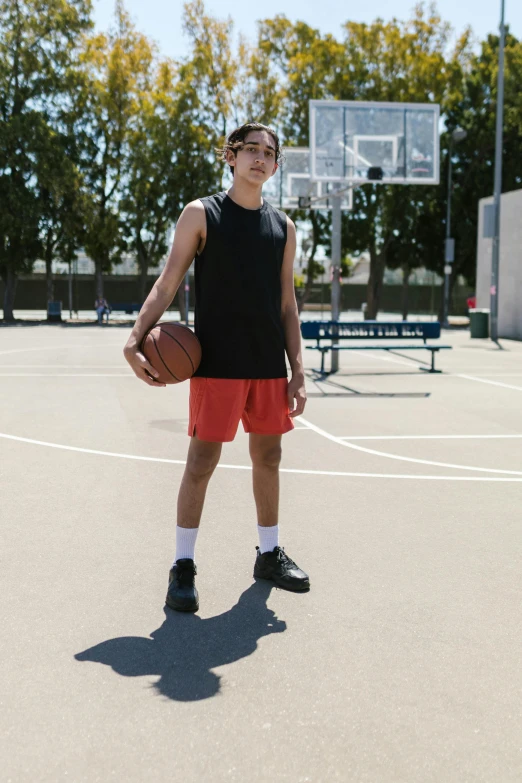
[476,189,522,340]
[0,276,165,312]
[0,276,473,316]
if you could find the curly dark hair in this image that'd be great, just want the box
[218,122,283,174]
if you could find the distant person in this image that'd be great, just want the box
[95,296,110,324]
[123,122,309,614]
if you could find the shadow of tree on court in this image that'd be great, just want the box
[75,581,286,701]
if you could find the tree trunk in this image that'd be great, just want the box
[95,261,104,300]
[45,229,54,304]
[366,248,386,320]
[296,265,317,315]
[366,235,392,320]
[2,267,18,322]
[177,285,187,322]
[138,254,148,304]
[296,211,320,315]
[449,268,459,313]
[437,277,445,323]
[46,261,54,304]
[401,264,411,321]
[437,279,445,322]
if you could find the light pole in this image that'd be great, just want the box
[442,127,467,327]
[490,0,506,343]
[330,188,342,372]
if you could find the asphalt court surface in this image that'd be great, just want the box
[2,324,522,782]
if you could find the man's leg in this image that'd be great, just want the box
[249,433,282,534]
[177,434,222,534]
[166,435,222,613]
[250,432,310,591]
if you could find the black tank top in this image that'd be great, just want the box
[193,191,288,379]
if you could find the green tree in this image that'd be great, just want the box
[439,29,522,306]
[120,57,218,303]
[256,17,345,143]
[0,0,92,320]
[35,117,88,305]
[338,4,471,317]
[258,4,472,318]
[232,36,284,127]
[385,186,441,318]
[294,210,330,313]
[182,0,237,144]
[77,0,153,299]
[255,18,344,306]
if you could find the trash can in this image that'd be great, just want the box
[47,301,62,323]
[469,308,489,338]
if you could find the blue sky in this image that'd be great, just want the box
[92,0,520,60]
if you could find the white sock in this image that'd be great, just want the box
[174,526,199,564]
[257,524,279,554]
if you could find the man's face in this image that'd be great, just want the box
[227,130,278,184]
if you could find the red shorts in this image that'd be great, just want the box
[188,377,294,442]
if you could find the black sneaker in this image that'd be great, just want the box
[165,559,199,612]
[253,546,310,592]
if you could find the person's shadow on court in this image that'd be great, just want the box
[75,581,285,701]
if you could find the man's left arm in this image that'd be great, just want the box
[280,217,306,418]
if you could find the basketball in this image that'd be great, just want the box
[141,322,202,384]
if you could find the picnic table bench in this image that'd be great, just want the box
[108,302,143,315]
[300,320,452,374]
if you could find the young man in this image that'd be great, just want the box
[123,122,309,612]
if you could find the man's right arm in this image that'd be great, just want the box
[123,200,205,386]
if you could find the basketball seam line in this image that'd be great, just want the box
[160,329,195,374]
[150,333,181,382]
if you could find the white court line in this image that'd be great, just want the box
[316,350,522,388]
[0,344,123,356]
[0,364,129,368]
[337,434,522,441]
[0,373,132,377]
[1,430,522,482]
[456,374,522,392]
[344,350,414,368]
[3,371,522,382]
[325,349,522,374]
[298,416,522,476]
[2,344,520,478]
[3,366,522,380]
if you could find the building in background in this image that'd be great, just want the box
[476,189,522,341]
[32,249,169,277]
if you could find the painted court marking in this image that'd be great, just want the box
[0,343,123,357]
[298,417,522,476]
[337,434,522,441]
[347,350,414,368]
[0,373,133,377]
[1,430,522,482]
[2,338,522,481]
[341,351,522,388]
[0,365,132,368]
[456,374,522,393]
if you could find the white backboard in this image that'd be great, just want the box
[262,147,353,211]
[309,100,440,186]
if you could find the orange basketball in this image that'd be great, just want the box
[141,322,202,384]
